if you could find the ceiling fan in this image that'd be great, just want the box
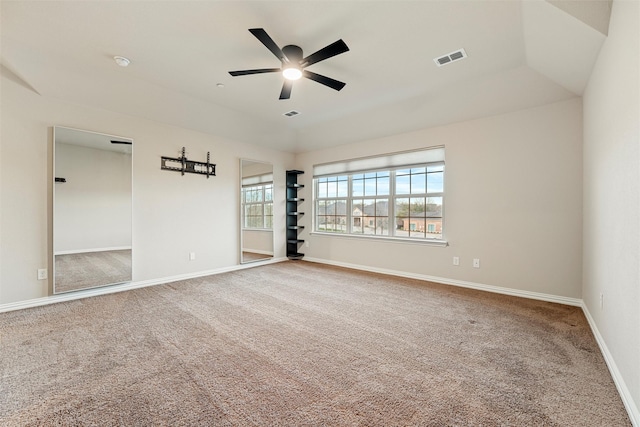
[229,28,349,100]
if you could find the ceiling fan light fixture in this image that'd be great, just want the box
[282,66,302,81]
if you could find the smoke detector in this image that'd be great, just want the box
[113,56,130,67]
[434,49,467,67]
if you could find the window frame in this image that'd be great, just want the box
[241,182,274,230]
[312,161,445,244]
[315,175,349,233]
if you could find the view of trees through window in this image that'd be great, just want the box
[242,183,273,229]
[315,164,444,240]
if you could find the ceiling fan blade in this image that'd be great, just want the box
[229,68,281,76]
[279,80,293,100]
[303,70,346,91]
[249,28,288,62]
[301,39,349,67]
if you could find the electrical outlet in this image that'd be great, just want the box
[305,241,310,248]
[453,256,460,266]
[473,258,480,268]
[600,293,604,309]
[37,268,48,280]
[189,252,196,261]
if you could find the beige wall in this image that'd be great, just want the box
[54,142,132,253]
[296,98,583,299]
[2,77,584,304]
[0,73,295,304]
[242,230,274,255]
[241,161,273,178]
[583,0,639,420]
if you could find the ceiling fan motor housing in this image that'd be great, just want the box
[282,45,303,63]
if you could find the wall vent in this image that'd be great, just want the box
[283,110,300,117]
[434,48,467,67]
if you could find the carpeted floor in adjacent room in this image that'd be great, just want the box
[0,261,631,426]
[54,250,132,293]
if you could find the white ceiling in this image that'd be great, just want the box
[1,0,610,153]
[55,126,133,153]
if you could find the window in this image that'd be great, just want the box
[316,175,348,232]
[313,148,444,241]
[242,183,273,229]
[351,171,390,236]
[394,165,444,239]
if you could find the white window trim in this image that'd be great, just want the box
[310,231,448,247]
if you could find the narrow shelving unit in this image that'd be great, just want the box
[286,170,305,260]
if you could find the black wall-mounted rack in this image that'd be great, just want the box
[286,170,305,260]
[161,147,216,178]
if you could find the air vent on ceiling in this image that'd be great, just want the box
[434,48,467,67]
[283,110,301,117]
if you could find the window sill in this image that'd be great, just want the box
[310,232,448,247]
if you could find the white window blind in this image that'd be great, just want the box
[242,173,273,187]
[313,147,444,177]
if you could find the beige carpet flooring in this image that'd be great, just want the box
[0,261,631,426]
[55,250,132,293]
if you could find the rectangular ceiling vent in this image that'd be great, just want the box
[283,110,300,117]
[434,48,467,67]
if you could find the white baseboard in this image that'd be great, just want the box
[0,256,287,313]
[303,257,582,306]
[581,302,639,427]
